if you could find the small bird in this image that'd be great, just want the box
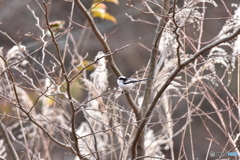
[117,76,152,91]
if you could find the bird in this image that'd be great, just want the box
[117,76,152,91]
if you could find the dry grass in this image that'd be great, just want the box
[0,0,240,160]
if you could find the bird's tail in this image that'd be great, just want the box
[134,78,153,83]
[123,78,153,84]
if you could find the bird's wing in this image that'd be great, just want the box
[123,78,152,84]
[123,78,138,84]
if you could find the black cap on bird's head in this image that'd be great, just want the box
[118,76,127,81]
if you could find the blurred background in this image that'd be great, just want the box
[0,0,240,159]
[0,0,238,78]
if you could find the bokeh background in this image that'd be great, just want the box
[0,0,239,79]
[0,0,240,159]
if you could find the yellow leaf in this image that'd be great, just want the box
[70,79,83,99]
[46,97,55,106]
[46,20,65,36]
[49,20,65,30]
[90,2,117,23]
[92,12,117,23]
[42,96,55,107]
[103,12,117,23]
[76,60,96,71]
[92,11,105,19]
[94,0,119,5]
[91,2,107,13]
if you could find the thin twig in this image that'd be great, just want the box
[0,121,19,160]
[74,1,141,140]
[74,0,121,77]
[43,2,87,159]
[82,107,99,160]
[133,0,171,158]
[131,25,240,159]
[0,54,78,156]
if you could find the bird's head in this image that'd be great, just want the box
[118,76,127,81]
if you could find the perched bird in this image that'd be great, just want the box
[117,76,152,91]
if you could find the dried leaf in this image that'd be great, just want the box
[76,60,96,71]
[46,20,65,35]
[94,0,119,5]
[92,12,117,23]
[83,79,106,111]
[0,140,7,160]
[0,47,5,75]
[6,45,28,66]
[91,2,117,23]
